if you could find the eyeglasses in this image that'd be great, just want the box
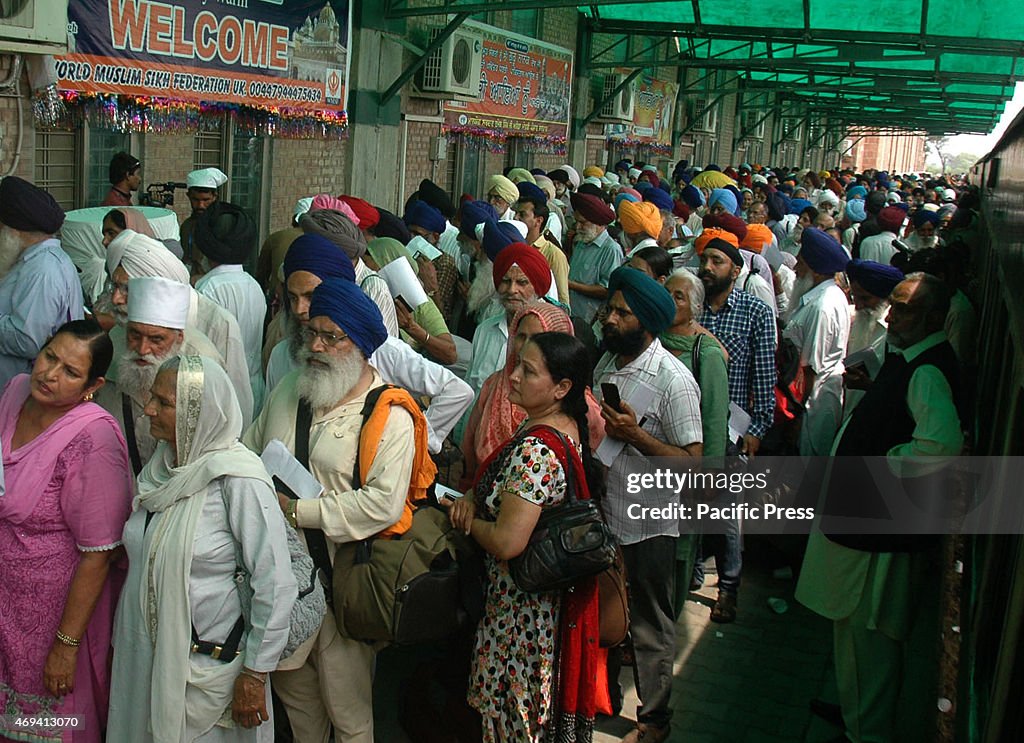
[486,192,506,205]
[300,327,349,348]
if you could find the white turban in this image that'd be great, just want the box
[628,167,642,181]
[186,167,228,190]
[107,229,191,285]
[127,276,190,329]
[816,189,839,208]
[559,165,581,189]
[293,197,314,222]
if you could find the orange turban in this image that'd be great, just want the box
[582,166,604,178]
[618,200,662,238]
[740,223,773,254]
[695,227,739,255]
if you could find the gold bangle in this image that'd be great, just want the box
[421,330,430,344]
[240,668,267,685]
[55,630,81,647]
[286,499,298,529]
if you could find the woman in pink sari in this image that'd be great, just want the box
[461,302,605,489]
[0,320,133,743]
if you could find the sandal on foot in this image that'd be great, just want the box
[710,593,737,623]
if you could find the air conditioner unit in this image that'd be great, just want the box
[692,98,717,133]
[418,27,484,99]
[598,73,635,122]
[741,110,765,140]
[0,0,68,55]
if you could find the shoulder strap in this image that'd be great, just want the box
[526,425,583,504]
[122,394,143,477]
[292,398,334,588]
[691,334,704,382]
[351,384,392,490]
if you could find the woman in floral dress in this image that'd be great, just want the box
[446,331,604,742]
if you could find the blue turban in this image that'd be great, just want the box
[766,193,787,222]
[404,199,446,234]
[723,185,743,215]
[516,182,547,204]
[658,179,672,194]
[892,202,909,213]
[308,276,387,358]
[643,187,673,212]
[846,259,904,299]
[481,219,522,261]
[635,180,653,193]
[607,266,677,336]
[680,185,704,209]
[777,184,794,196]
[458,200,497,240]
[799,228,849,274]
[847,185,868,200]
[708,188,737,215]
[283,234,356,282]
[790,198,814,216]
[529,168,547,177]
[846,199,867,223]
[912,209,940,228]
[614,192,640,209]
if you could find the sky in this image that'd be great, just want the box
[940,81,1024,158]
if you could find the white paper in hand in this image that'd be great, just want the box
[261,439,324,499]
[378,258,430,309]
[595,380,658,467]
[728,402,751,448]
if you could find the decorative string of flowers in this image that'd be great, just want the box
[48,92,348,140]
[443,124,567,156]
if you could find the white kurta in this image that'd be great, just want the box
[189,292,255,426]
[108,476,296,742]
[857,231,899,266]
[783,279,851,455]
[354,259,399,338]
[196,265,268,414]
[264,336,474,454]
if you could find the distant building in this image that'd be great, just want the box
[842,130,927,173]
[289,3,347,84]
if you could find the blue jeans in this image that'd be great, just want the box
[692,520,742,596]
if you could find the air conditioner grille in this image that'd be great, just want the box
[451,37,471,87]
[422,29,444,90]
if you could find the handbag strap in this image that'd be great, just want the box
[122,393,143,477]
[526,425,586,506]
[292,399,334,587]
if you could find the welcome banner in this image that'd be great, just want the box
[56,0,351,113]
[443,19,572,146]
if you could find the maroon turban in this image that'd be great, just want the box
[570,192,615,226]
[491,242,552,296]
[702,212,748,243]
[877,206,905,234]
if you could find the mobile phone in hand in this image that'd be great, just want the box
[601,382,623,412]
[396,296,413,313]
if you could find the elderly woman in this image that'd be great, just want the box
[460,302,604,489]
[0,319,133,742]
[446,332,602,743]
[107,355,296,742]
[363,236,459,365]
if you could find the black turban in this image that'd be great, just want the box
[0,176,64,234]
[194,201,257,265]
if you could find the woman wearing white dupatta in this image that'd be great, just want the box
[108,355,296,742]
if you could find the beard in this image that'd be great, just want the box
[285,313,304,362]
[0,226,25,279]
[467,258,496,315]
[602,324,647,357]
[698,269,733,298]
[296,346,365,411]
[118,340,183,402]
[576,223,602,244]
[789,273,815,308]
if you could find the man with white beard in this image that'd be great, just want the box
[263,233,472,453]
[244,277,418,743]
[567,192,621,324]
[902,209,943,253]
[0,176,83,389]
[104,228,254,425]
[94,276,223,471]
[841,259,905,417]
[782,228,852,456]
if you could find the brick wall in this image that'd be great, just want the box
[267,138,348,231]
[140,132,194,223]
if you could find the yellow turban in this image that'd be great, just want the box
[583,166,604,178]
[617,200,662,239]
[486,174,518,205]
[506,168,536,185]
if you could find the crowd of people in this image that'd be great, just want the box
[0,152,979,743]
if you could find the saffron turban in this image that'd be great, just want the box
[846,200,867,223]
[283,233,356,283]
[694,228,739,256]
[404,200,446,234]
[740,223,773,254]
[617,200,662,239]
[458,200,498,240]
[702,213,747,243]
[0,176,64,233]
[642,187,673,212]
[193,201,256,265]
[571,192,615,226]
[800,228,849,274]
[491,243,552,296]
[876,206,905,234]
[336,195,379,229]
[300,209,366,260]
[846,259,904,299]
[699,236,743,267]
[481,219,524,261]
[607,266,677,336]
[308,276,387,359]
[486,174,519,205]
[707,187,735,213]
[583,166,604,178]
[506,168,536,184]
[107,229,190,284]
[311,194,361,226]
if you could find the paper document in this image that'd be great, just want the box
[843,347,882,377]
[762,242,785,272]
[261,439,324,499]
[595,380,658,467]
[728,403,751,448]
[435,484,464,501]
[378,258,430,309]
